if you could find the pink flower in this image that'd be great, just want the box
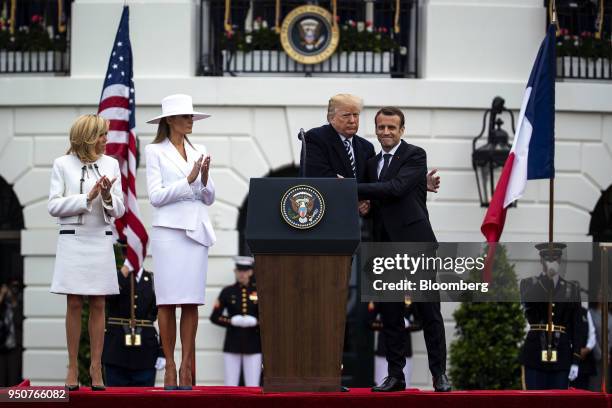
[31,14,42,24]
[381,26,388,33]
[365,21,372,27]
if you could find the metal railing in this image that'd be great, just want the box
[0,0,71,74]
[546,0,612,80]
[199,0,418,77]
[0,50,69,74]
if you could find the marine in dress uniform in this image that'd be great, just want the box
[210,257,262,386]
[102,264,164,386]
[520,243,582,390]
[368,299,422,388]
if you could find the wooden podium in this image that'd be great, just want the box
[246,178,360,392]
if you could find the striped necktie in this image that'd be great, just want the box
[343,139,356,177]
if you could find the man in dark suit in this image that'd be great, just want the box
[301,94,374,183]
[357,106,451,392]
[300,94,439,211]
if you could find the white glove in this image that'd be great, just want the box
[155,357,166,371]
[230,315,246,327]
[242,315,258,327]
[568,364,579,381]
[404,318,410,329]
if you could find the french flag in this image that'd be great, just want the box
[481,24,556,243]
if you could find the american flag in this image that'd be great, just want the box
[98,6,148,272]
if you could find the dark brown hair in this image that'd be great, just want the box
[374,106,405,128]
[151,117,194,148]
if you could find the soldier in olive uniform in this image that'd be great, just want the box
[210,257,262,386]
[520,243,582,390]
[102,265,165,386]
[368,299,422,388]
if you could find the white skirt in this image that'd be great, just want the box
[50,226,119,296]
[151,226,209,305]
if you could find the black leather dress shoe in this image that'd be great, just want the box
[371,377,406,392]
[340,386,350,392]
[91,384,106,391]
[433,374,451,392]
[64,384,79,392]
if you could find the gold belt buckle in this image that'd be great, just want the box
[541,350,557,362]
[124,334,142,346]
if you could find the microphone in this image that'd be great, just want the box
[298,128,307,177]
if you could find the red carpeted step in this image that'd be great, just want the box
[7,383,612,408]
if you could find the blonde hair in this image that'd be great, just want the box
[151,117,194,148]
[327,94,363,121]
[66,114,108,163]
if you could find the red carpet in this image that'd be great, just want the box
[4,380,611,408]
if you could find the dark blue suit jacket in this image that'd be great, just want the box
[357,140,436,243]
[299,124,375,182]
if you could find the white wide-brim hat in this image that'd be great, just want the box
[146,94,211,124]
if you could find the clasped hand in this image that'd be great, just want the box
[88,175,117,202]
[230,315,258,328]
[187,154,212,186]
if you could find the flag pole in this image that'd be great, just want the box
[549,181,554,244]
[549,0,556,247]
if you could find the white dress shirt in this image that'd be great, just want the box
[376,142,401,178]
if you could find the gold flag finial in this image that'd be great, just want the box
[595,0,604,39]
[274,0,281,33]
[394,0,400,33]
[224,0,233,34]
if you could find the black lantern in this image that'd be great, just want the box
[472,96,515,207]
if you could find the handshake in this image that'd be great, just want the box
[230,315,258,328]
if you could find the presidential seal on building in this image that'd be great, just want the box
[280,5,339,65]
[280,185,326,229]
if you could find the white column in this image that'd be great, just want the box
[70,0,199,77]
[421,0,545,80]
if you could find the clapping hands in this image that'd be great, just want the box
[88,175,117,202]
[187,154,212,186]
[187,155,204,184]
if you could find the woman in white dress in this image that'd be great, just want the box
[145,94,216,390]
[48,114,125,390]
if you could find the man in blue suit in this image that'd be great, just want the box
[358,106,451,392]
[301,94,374,183]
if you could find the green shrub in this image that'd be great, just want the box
[449,245,526,390]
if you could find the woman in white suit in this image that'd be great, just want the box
[48,114,125,390]
[145,94,216,390]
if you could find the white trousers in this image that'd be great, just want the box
[374,355,413,388]
[223,353,262,386]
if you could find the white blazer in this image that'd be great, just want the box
[48,154,125,225]
[145,138,216,247]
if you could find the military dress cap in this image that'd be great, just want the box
[535,242,567,261]
[234,256,255,270]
